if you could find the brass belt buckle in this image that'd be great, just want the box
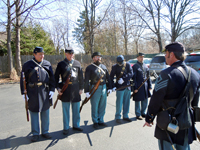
[37,82,43,87]
[68,82,72,84]
[28,83,34,88]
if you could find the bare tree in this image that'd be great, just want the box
[1,0,43,77]
[118,0,130,55]
[130,17,145,54]
[6,0,17,79]
[163,0,200,42]
[128,0,164,52]
[49,19,70,54]
[14,0,43,75]
[83,0,111,54]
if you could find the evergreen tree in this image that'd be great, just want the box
[73,11,89,52]
[12,22,55,55]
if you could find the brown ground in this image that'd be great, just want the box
[0,73,20,84]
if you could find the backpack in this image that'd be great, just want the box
[156,66,192,131]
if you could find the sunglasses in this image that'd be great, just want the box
[68,52,74,55]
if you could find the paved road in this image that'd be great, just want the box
[0,82,199,150]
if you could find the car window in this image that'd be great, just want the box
[184,55,200,62]
[144,59,152,64]
[128,59,137,64]
[151,56,165,63]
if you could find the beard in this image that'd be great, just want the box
[94,60,101,66]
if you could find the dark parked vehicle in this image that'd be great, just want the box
[149,54,169,75]
[185,51,200,74]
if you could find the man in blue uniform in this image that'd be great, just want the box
[132,52,152,120]
[20,47,55,142]
[143,42,200,149]
[110,55,133,124]
[84,52,112,129]
[54,47,84,135]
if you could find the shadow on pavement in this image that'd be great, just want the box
[0,117,138,149]
[0,133,31,149]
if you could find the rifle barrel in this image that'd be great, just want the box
[79,75,104,112]
[53,74,71,109]
[22,72,29,122]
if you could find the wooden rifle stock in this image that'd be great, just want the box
[131,76,150,98]
[130,71,157,98]
[53,74,71,109]
[22,72,29,122]
[196,128,200,142]
[80,75,104,112]
[107,84,133,97]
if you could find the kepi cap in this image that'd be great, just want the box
[137,52,145,57]
[34,47,44,53]
[92,52,101,58]
[165,42,185,53]
[117,55,124,62]
[65,47,74,53]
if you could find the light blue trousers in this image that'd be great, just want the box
[158,134,190,150]
[135,98,148,117]
[115,88,131,119]
[90,84,107,123]
[30,109,49,135]
[62,101,80,130]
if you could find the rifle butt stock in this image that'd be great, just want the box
[26,109,29,121]
[79,97,88,113]
[196,129,200,142]
[53,94,61,109]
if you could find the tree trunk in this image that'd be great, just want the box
[15,0,22,76]
[7,0,18,79]
[123,3,128,55]
[158,34,163,53]
[135,39,139,54]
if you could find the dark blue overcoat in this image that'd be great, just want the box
[110,62,133,90]
[145,61,200,145]
[20,58,55,112]
[54,58,84,102]
[132,61,152,101]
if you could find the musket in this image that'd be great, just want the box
[53,74,71,109]
[107,84,133,97]
[196,128,200,142]
[116,84,133,91]
[131,70,157,98]
[131,76,150,98]
[22,72,29,122]
[80,74,104,113]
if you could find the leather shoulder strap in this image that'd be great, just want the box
[63,59,74,78]
[177,66,192,101]
[116,62,126,81]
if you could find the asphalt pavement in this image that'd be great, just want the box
[0,82,200,150]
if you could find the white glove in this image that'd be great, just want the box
[79,90,83,95]
[86,92,90,98]
[49,91,54,99]
[118,78,124,85]
[107,89,112,94]
[71,70,76,77]
[22,94,29,101]
[112,87,117,92]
